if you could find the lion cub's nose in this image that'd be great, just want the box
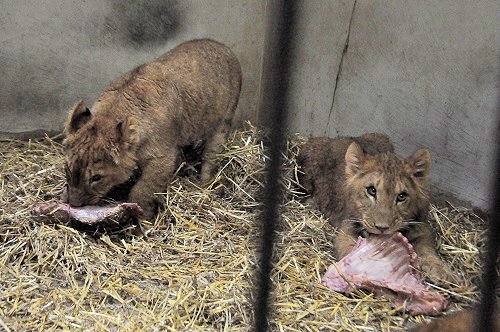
[376,226,389,234]
[68,197,84,207]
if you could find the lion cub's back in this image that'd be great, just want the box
[103,39,241,114]
[98,39,242,144]
[160,39,240,87]
[156,39,242,118]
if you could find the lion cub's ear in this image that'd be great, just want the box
[65,100,91,134]
[117,116,140,146]
[111,116,140,163]
[408,148,432,178]
[345,142,365,177]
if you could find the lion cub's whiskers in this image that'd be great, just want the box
[403,219,423,225]
[102,197,119,205]
[343,218,364,224]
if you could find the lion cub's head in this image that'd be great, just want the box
[344,142,431,235]
[63,100,140,206]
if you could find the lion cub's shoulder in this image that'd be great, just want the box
[298,133,393,187]
[298,133,394,169]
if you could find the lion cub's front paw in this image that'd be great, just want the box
[140,207,156,221]
[420,256,457,284]
[334,236,357,259]
[131,199,157,221]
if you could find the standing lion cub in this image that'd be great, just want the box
[298,133,455,283]
[63,39,242,219]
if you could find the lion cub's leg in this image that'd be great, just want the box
[334,222,359,258]
[200,122,230,184]
[409,224,456,284]
[129,148,178,220]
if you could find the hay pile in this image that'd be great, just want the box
[0,124,488,331]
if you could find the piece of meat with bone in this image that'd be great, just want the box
[33,202,143,225]
[322,232,448,315]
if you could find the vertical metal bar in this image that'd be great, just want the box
[477,116,500,331]
[253,0,298,331]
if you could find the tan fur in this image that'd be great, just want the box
[409,306,499,331]
[63,39,242,219]
[298,133,455,283]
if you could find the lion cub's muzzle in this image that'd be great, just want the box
[362,219,401,235]
[67,188,99,207]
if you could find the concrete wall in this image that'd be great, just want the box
[284,0,498,210]
[0,0,266,136]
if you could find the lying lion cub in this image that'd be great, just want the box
[298,133,454,283]
[63,39,242,219]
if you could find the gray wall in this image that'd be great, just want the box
[0,0,267,136]
[283,0,498,210]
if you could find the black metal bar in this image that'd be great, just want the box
[477,115,500,331]
[253,1,298,331]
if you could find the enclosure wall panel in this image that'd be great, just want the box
[284,0,498,210]
[0,0,266,136]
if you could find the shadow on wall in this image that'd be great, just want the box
[106,0,183,47]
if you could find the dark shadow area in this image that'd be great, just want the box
[106,0,183,47]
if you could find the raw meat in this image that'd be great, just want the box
[33,202,143,225]
[322,232,448,315]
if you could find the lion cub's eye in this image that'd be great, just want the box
[90,175,103,183]
[366,186,377,197]
[396,191,408,202]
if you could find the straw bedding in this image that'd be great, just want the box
[0,124,490,331]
